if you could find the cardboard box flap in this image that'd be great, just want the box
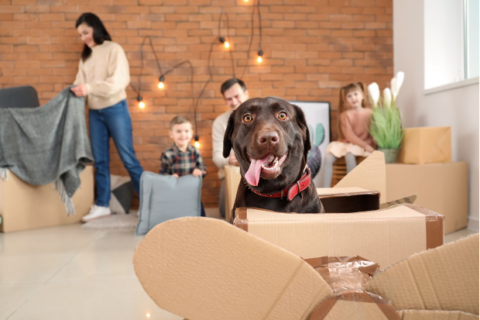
[316,187,376,196]
[133,217,334,320]
[309,291,400,320]
[398,310,479,320]
[334,151,387,202]
[235,205,443,269]
[365,234,479,315]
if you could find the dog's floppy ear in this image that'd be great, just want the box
[223,110,236,158]
[291,104,311,159]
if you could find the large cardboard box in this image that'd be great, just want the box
[234,204,444,270]
[0,166,94,232]
[386,162,468,234]
[133,217,478,320]
[397,127,452,164]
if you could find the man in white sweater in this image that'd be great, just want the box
[212,78,249,218]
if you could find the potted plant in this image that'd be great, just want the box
[368,72,405,163]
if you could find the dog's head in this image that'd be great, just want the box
[223,97,311,193]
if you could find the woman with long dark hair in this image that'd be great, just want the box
[71,13,143,222]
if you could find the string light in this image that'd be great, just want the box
[137,96,145,109]
[131,4,264,118]
[194,135,200,148]
[257,50,263,63]
[157,75,165,89]
[219,37,229,49]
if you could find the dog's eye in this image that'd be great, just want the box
[243,114,253,123]
[278,112,288,121]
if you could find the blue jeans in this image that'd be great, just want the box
[89,99,143,207]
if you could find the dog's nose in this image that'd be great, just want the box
[258,131,279,146]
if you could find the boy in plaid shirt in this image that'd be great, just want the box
[160,116,207,177]
[160,116,207,216]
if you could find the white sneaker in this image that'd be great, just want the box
[82,205,111,222]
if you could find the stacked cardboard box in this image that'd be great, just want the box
[387,127,468,234]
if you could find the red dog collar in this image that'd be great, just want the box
[248,166,311,201]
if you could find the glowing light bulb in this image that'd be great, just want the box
[158,75,165,89]
[194,135,200,148]
[146,313,151,318]
[137,96,145,109]
[257,49,264,63]
[224,41,230,48]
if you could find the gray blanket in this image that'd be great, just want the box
[0,87,94,214]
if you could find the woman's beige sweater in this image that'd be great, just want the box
[74,41,130,110]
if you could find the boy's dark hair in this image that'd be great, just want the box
[75,13,112,62]
[220,78,247,96]
[170,116,191,130]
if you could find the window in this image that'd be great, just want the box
[465,0,479,79]
[424,0,479,90]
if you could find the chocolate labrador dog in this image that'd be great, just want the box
[223,97,323,218]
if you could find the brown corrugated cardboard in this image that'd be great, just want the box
[309,291,400,320]
[133,217,334,320]
[234,204,444,270]
[398,127,452,164]
[0,167,94,232]
[335,151,387,203]
[365,233,479,315]
[397,310,479,320]
[386,162,468,234]
[317,187,380,213]
[224,165,241,222]
[380,195,417,209]
[134,217,477,320]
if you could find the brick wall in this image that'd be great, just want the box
[0,0,393,207]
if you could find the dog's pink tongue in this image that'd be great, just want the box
[245,154,270,186]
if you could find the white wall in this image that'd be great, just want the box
[394,0,479,231]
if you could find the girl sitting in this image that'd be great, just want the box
[323,82,376,187]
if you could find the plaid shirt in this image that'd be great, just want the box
[159,143,207,177]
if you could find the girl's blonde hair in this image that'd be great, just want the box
[337,82,366,140]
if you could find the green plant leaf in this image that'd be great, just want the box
[369,100,404,149]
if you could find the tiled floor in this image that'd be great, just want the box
[0,219,477,320]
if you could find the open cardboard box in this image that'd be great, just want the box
[234,203,444,270]
[232,152,442,269]
[133,218,478,320]
[133,151,477,319]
